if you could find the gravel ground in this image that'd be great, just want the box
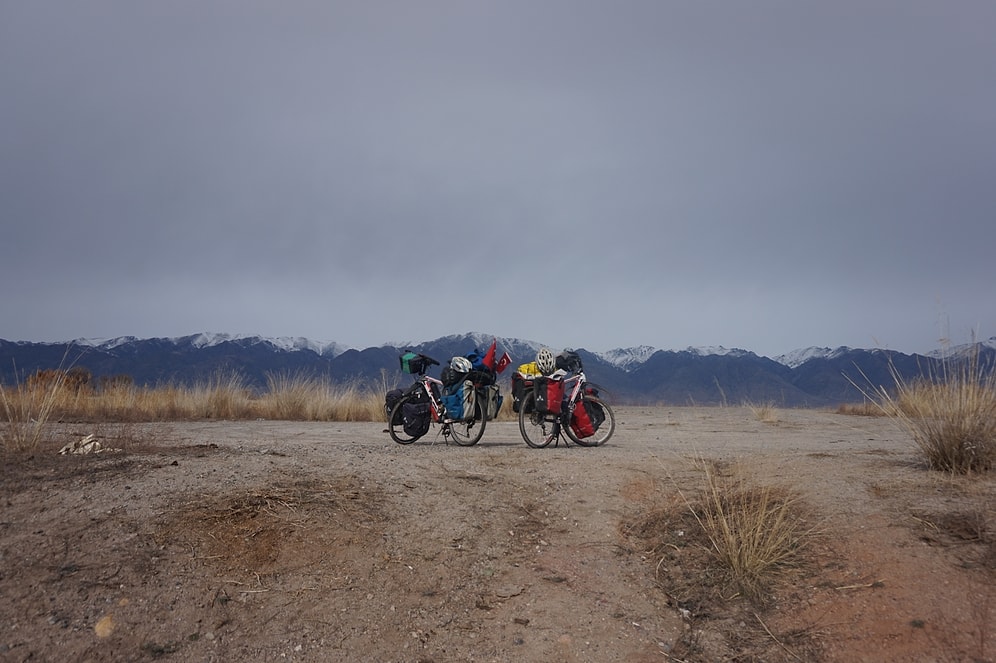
[1,406,993,662]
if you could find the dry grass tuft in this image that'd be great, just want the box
[625,459,818,609]
[836,401,888,417]
[862,349,996,474]
[746,401,779,424]
[689,460,815,603]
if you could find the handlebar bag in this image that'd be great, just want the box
[400,352,429,375]
[533,376,564,415]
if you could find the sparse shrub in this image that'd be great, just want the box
[836,401,888,416]
[869,349,996,474]
[746,400,778,423]
[685,460,814,604]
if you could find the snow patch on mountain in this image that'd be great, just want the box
[597,346,658,370]
[773,346,853,368]
[683,346,753,358]
[925,336,996,359]
[73,336,141,350]
[75,332,353,357]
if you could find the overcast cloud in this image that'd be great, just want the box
[2,1,994,358]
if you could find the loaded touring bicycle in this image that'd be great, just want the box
[385,350,502,446]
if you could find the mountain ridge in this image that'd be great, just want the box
[3,332,992,407]
[15,330,961,369]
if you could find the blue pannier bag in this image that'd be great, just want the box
[442,380,476,421]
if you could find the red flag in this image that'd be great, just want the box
[482,339,497,370]
[494,351,512,374]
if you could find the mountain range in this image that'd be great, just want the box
[2,332,994,407]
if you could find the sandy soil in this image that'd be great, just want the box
[1,406,993,662]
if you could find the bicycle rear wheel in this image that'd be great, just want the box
[388,395,421,444]
[565,395,615,447]
[518,393,558,448]
[447,398,486,446]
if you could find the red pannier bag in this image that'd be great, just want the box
[570,401,596,438]
[533,377,564,415]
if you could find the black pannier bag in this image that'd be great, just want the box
[556,350,582,373]
[401,385,431,437]
[533,377,564,415]
[384,388,404,424]
[587,399,606,430]
[440,365,467,387]
[511,373,534,413]
[466,369,496,386]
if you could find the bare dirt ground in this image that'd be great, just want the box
[1,406,994,662]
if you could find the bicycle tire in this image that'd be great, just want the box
[388,394,422,444]
[518,392,557,448]
[448,397,486,446]
[565,395,615,447]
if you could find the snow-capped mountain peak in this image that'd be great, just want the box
[76,333,351,357]
[597,345,658,370]
[773,346,853,368]
[683,345,753,358]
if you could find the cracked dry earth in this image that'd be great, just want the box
[1,407,994,662]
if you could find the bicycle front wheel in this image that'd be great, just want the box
[565,395,615,447]
[388,395,421,445]
[518,393,558,448]
[448,398,486,446]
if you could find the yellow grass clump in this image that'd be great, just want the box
[868,349,996,474]
[689,460,815,603]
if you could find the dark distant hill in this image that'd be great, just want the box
[1,333,991,407]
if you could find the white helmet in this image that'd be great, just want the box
[450,356,472,373]
[535,347,556,375]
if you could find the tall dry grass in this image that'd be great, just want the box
[1,369,67,452]
[863,349,996,474]
[1,371,389,449]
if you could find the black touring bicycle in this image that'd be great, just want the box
[384,351,501,446]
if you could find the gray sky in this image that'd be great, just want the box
[3,1,994,358]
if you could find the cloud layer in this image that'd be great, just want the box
[3,2,994,356]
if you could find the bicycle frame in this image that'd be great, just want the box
[417,375,446,422]
[560,370,587,414]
